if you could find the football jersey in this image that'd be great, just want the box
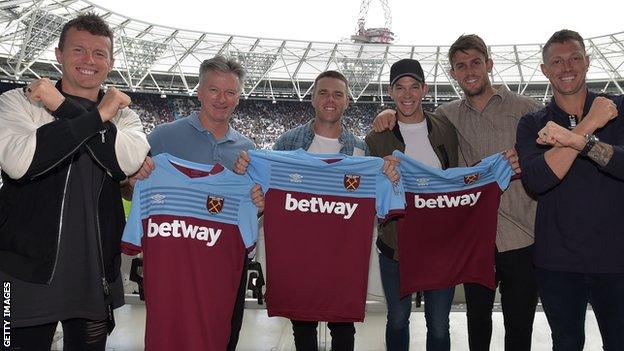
[122,153,258,351]
[247,149,405,322]
[393,151,513,296]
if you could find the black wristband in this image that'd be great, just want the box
[580,134,598,156]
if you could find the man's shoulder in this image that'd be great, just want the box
[365,128,395,144]
[507,91,544,107]
[437,99,462,112]
[274,123,309,149]
[151,116,192,134]
[228,125,255,147]
[425,110,454,129]
[518,103,548,123]
[0,88,27,107]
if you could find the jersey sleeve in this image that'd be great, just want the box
[121,180,145,255]
[483,153,514,191]
[246,150,271,193]
[375,160,406,222]
[237,188,260,251]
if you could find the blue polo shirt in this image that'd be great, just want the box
[148,112,254,170]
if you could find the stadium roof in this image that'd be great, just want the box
[1,0,623,103]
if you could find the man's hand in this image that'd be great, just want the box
[98,87,131,122]
[234,150,251,175]
[537,121,586,151]
[583,97,618,130]
[372,109,398,133]
[502,148,521,174]
[382,155,400,183]
[24,78,65,111]
[128,156,155,187]
[251,184,265,213]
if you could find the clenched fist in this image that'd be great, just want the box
[24,78,65,111]
[98,87,131,122]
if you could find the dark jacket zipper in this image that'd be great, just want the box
[46,159,73,284]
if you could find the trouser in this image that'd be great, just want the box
[8,318,108,351]
[291,320,355,351]
[378,253,454,351]
[226,255,249,351]
[536,268,624,351]
[464,244,538,351]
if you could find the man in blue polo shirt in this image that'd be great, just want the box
[128,55,262,351]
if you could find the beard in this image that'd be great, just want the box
[460,81,488,97]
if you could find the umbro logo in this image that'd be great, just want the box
[415,178,430,187]
[151,194,166,204]
[289,173,303,183]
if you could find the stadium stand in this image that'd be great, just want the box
[0,83,437,150]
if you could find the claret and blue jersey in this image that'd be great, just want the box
[393,151,513,296]
[121,153,258,351]
[246,148,405,322]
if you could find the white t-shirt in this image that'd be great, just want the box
[398,120,442,169]
[307,134,342,154]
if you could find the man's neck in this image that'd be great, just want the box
[60,80,100,102]
[397,108,425,124]
[199,113,230,140]
[466,85,497,112]
[553,89,588,118]
[312,119,341,139]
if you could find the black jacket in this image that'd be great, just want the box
[365,111,459,260]
[0,84,148,284]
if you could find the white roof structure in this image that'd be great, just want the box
[1,0,623,104]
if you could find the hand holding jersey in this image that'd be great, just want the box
[246,149,405,322]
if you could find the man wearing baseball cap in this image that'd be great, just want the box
[365,59,458,350]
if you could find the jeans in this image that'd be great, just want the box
[379,253,455,351]
[10,318,108,351]
[536,268,624,351]
[291,320,355,351]
[464,245,538,351]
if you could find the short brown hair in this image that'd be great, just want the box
[313,70,349,95]
[542,29,585,62]
[58,13,114,54]
[448,34,489,67]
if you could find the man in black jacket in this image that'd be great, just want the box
[0,13,148,350]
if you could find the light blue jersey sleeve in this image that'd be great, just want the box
[122,180,144,253]
[237,186,259,250]
[246,150,271,194]
[479,153,514,191]
[375,166,406,220]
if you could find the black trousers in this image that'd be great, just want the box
[8,318,108,351]
[226,255,250,351]
[464,245,538,351]
[291,320,355,351]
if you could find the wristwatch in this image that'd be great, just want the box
[580,134,599,156]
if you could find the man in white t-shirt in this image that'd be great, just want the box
[235,70,398,351]
[365,59,459,351]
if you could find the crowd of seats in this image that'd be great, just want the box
[0,82,439,151]
[129,93,399,149]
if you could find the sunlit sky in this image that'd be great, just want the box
[95,0,623,45]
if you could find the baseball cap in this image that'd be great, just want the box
[390,59,425,86]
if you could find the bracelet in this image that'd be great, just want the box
[579,134,599,156]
